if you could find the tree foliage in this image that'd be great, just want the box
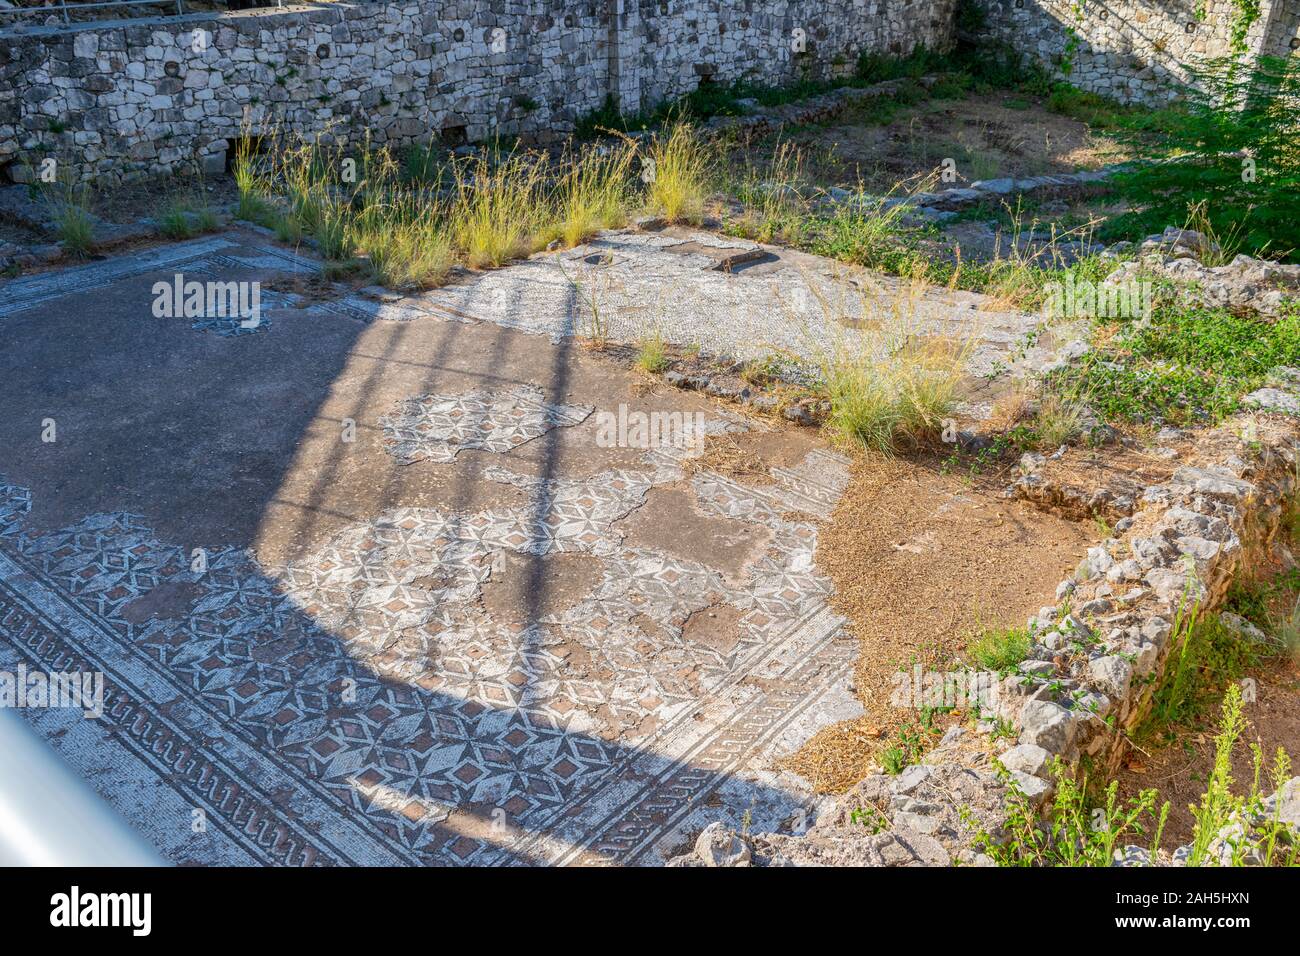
[1111,55,1300,261]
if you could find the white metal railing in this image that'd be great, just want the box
[0,710,166,866]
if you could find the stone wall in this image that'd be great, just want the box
[972,0,1300,103]
[1263,0,1300,54]
[0,0,957,185]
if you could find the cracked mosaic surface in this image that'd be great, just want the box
[0,233,869,866]
[411,231,1066,379]
[380,385,593,465]
[0,404,852,865]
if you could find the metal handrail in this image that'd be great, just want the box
[0,709,167,866]
[0,0,186,21]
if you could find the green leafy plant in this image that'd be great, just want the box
[1187,682,1248,864]
[1047,297,1300,427]
[880,721,935,774]
[977,689,1297,866]
[635,331,669,374]
[976,758,1169,866]
[1109,55,1300,260]
[1228,0,1262,55]
[850,805,890,833]
[967,625,1033,671]
[157,194,219,239]
[1186,684,1298,866]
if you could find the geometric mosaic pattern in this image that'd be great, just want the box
[190,313,271,337]
[0,419,851,865]
[0,232,869,867]
[379,385,593,465]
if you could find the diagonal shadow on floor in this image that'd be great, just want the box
[0,231,857,865]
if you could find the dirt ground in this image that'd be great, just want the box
[92,172,242,225]
[738,92,1130,194]
[788,445,1095,791]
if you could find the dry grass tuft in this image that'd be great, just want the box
[448,149,547,268]
[682,433,776,485]
[645,121,712,224]
[547,143,637,249]
[782,719,880,793]
[803,275,972,454]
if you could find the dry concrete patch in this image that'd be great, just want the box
[479,551,607,629]
[614,484,775,580]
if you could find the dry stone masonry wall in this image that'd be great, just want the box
[973,0,1300,103]
[0,0,957,185]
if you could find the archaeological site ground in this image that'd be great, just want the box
[0,0,1298,923]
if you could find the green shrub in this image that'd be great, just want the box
[635,332,669,374]
[954,0,987,34]
[42,179,96,257]
[1139,606,1261,743]
[1110,55,1300,260]
[975,758,1169,867]
[448,150,545,267]
[812,314,969,454]
[1046,83,1134,128]
[546,142,636,248]
[157,195,219,239]
[1047,298,1300,426]
[976,687,1298,867]
[575,93,636,138]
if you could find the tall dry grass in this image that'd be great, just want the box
[546,143,637,248]
[448,149,546,268]
[803,273,972,454]
[645,121,712,224]
[724,139,809,243]
[226,120,720,288]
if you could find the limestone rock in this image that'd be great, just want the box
[693,821,751,867]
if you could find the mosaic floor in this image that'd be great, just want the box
[0,233,862,865]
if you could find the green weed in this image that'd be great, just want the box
[966,626,1033,671]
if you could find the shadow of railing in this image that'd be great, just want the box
[0,231,807,867]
